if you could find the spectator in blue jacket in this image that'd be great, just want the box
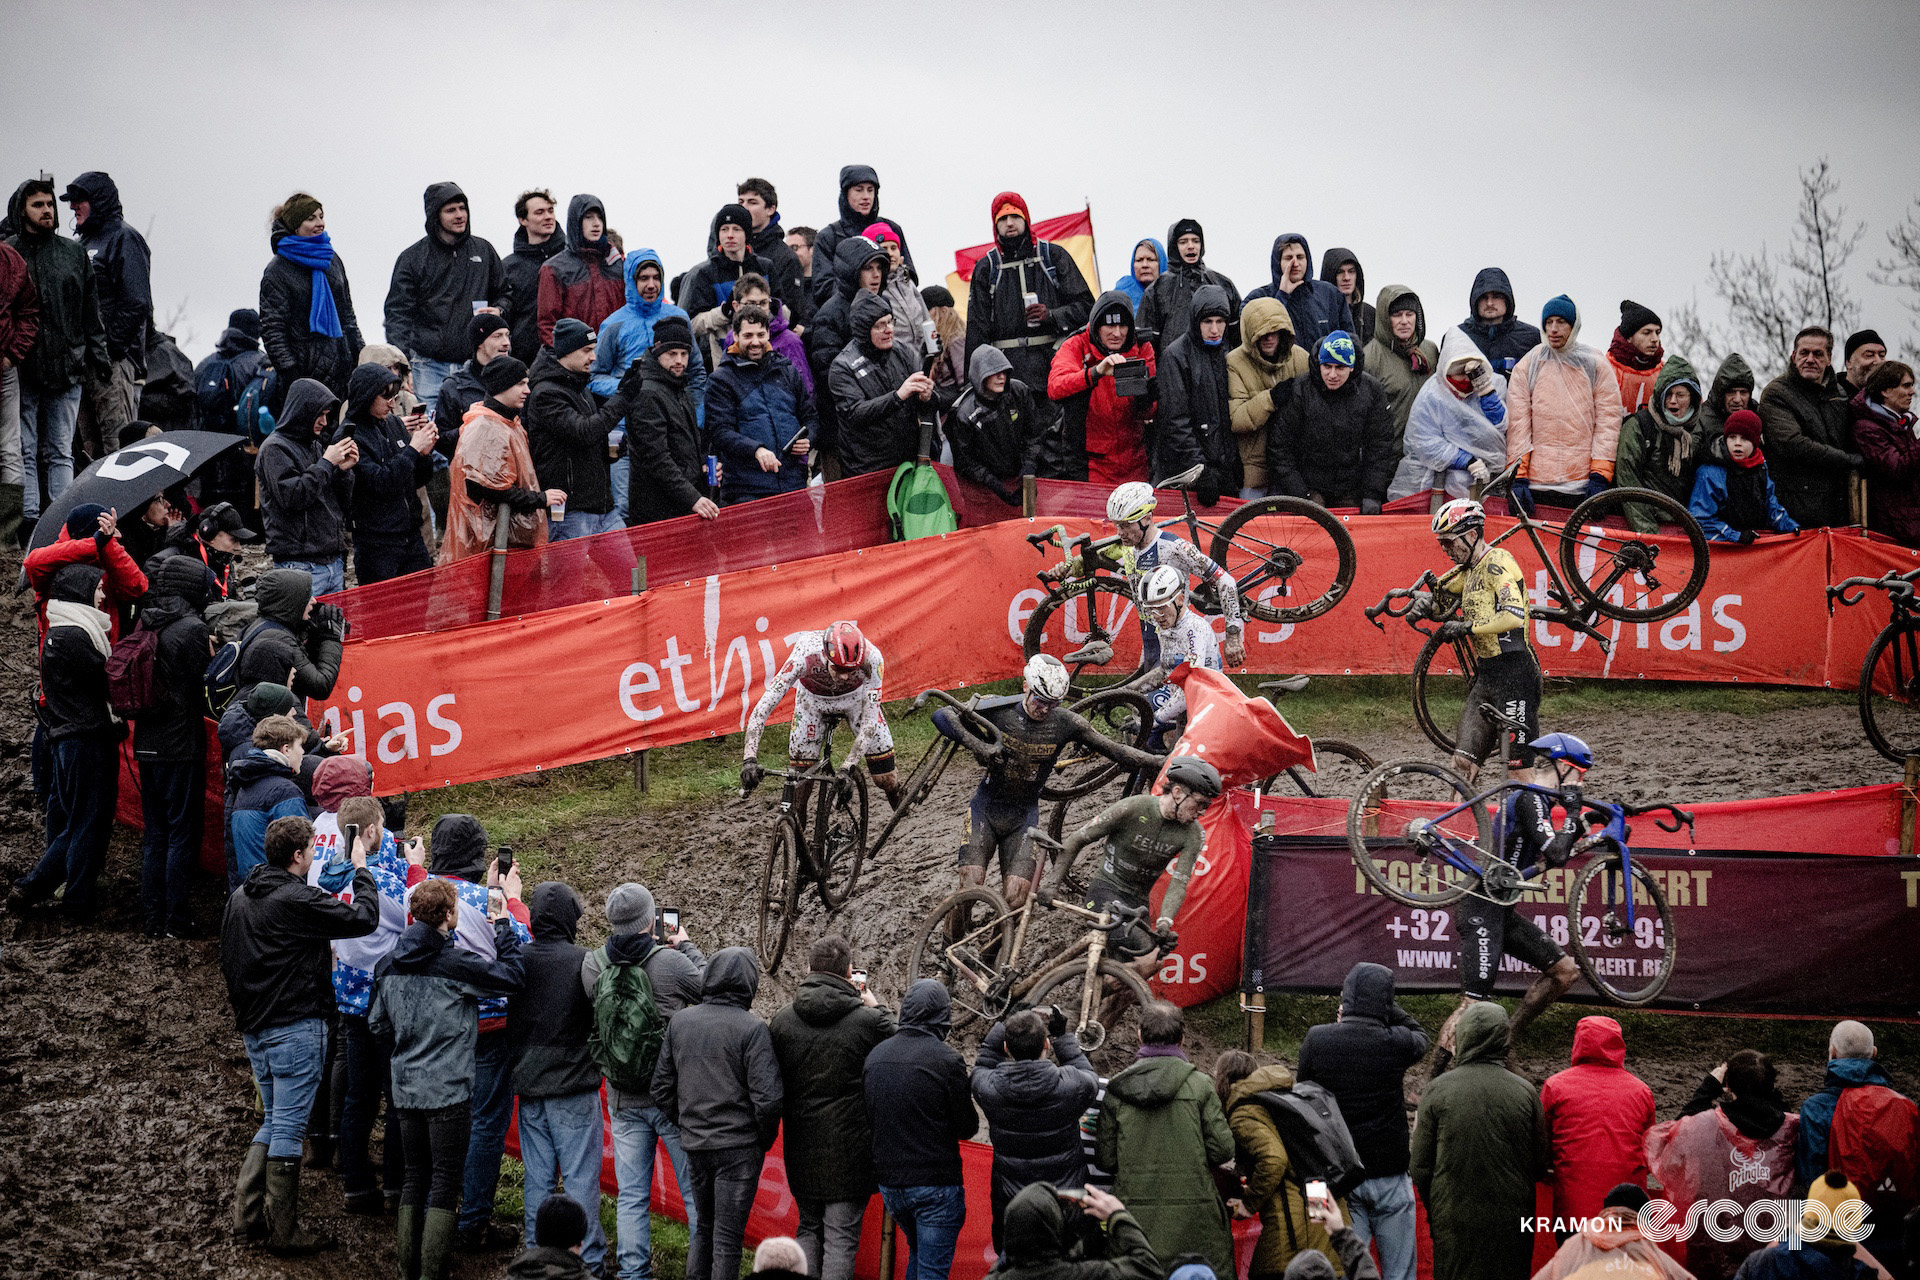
[340,362,436,584]
[1796,1020,1907,1186]
[1245,233,1352,353]
[590,249,709,521]
[228,715,311,885]
[708,305,815,505]
[1112,238,1165,312]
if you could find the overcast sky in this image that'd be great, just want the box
[6,0,1918,365]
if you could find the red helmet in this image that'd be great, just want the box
[825,621,867,670]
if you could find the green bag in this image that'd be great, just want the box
[588,944,668,1095]
[887,461,959,542]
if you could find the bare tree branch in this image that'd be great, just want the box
[1872,196,1920,359]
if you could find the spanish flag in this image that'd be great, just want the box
[945,206,1097,323]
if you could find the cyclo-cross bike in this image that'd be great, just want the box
[746,714,889,971]
[1346,753,1691,1005]
[1365,459,1711,753]
[910,829,1158,1051]
[1828,566,1920,762]
[1021,464,1357,693]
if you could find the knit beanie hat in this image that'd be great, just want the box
[1845,328,1885,362]
[605,882,655,932]
[479,356,528,394]
[1723,409,1764,443]
[1541,294,1578,326]
[1618,299,1660,336]
[277,193,321,234]
[715,203,753,235]
[1317,331,1357,367]
[469,311,510,353]
[990,191,1030,225]
[228,308,263,339]
[551,317,594,358]
[921,284,955,311]
[651,315,693,354]
[862,221,900,247]
[1387,293,1421,316]
[65,502,110,540]
[1802,1171,1862,1233]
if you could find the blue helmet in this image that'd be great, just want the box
[1529,732,1593,769]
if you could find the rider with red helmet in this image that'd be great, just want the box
[742,621,903,806]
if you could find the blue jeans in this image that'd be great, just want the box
[137,757,203,933]
[0,365,23,487]
[276,557,346,598]
[610,1102,698,1280]
[19,734,118,914]
[411,357,457,404]
[550,508,625,541]
[1346,1173,1417,1280]
[243,1017,329,1159]
[610,454,631,524]
[881,1184,966,1280]
[460,1029,514,1232]
[19,381,81,519]
[519,1091,607,1271]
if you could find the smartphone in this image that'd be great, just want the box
[488,888,507,917]
[341,823,360,858]
[1305,1179,1331,1214]
[1055,1187,1088,1205]
[660,908,681,933]
[496,845,514,876]
[850,969,869,992]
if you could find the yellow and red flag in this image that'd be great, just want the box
[945,206,1097,323]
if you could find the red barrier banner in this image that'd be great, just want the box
[1258,837,1920,1017]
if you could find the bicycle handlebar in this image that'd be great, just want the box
[1621,800,1697,833]
[1365,570,1443,630]
[1828,568,1920,608]
[912,688,1006,754]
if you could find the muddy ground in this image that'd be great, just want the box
[1,540,1914,1279]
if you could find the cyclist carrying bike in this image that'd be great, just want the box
[1427,498,1541,783]
[931,654,1165,911]
[1038,756,1222,980]
[1433,732,1589,1069]
[1043,482,1247,669]
[741,621,904,808]
[1120,565,1221,747]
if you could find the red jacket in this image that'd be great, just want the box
[536,249,626,348]
[0,241,39,365]
[1540,1015,1655,1220]
[1047,331,1155,486]
[25,527,150,642]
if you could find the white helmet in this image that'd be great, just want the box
[1432,498,1486,538]
[1138,564,1186,609]
[1106,482,1157,526]
[1023,653,1071,701]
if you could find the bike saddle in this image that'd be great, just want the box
[1259,675,1311,695]
[1062,639,1114,666]
[1482,458,1524,496]
[1157,464,1206,491]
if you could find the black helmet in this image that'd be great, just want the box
[1164,756,1223,799]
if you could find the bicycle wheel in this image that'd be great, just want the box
[1557,487,1709,623]
[908,887,1018,1029]
[1025,956,1158,1054]
[1022,579,1147,694]
[1265,738,1375,798]
[814,767,870,910]
[1208,496,1357,624]
[1412,629,1479,755]
[1043,689,1156,801]
[756,820,800,971]
[1567,848,1677,1006]
[1859,623,1920,763]
[1346,760,1488,907]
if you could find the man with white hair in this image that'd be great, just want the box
[1795,1019,1907,1186]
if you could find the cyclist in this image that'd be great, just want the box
[1121,565,1220,747]
[1433,731,1590,1069]
[1044,481,1247,669]
[931,654,1165,911]
[1038,755,1222,981]
[1427,498,1540,784]
[740,621,904,808]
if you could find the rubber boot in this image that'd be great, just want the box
[0,484,23,550]
[264,1156,336,1255]
[231,1142,270,1242]
[394,1203,422,1280]
[419,1207,460,1280]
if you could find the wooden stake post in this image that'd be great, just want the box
[1903,755,1919,857]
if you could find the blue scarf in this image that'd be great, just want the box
[276,233,343,339]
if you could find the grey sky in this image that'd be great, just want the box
[6,0,1917,363]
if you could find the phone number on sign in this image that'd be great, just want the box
[1378,909,1666,976]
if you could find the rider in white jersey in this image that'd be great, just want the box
[1126,565,1221,743]
[741,621,903,806]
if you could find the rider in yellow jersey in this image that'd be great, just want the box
[1429,498,1540,783]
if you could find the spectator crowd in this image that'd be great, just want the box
[3,168,1916,584]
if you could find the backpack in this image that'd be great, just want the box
[204,618,274,717]
[1235,1081,1369,1200]
[106,627,165,719]
[1828,1084,1920,1220]
[976,240,1064,308]
[588,944,669,1095]
[237,369,278,445]
[194,351,245,431]
[887,461,958,542]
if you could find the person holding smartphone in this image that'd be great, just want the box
[992,1181,1158,1280]
[707,304,815,506]
[339,362,437,584]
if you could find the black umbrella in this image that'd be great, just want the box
[26,431,248,553]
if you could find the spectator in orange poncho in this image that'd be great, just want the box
[439,356,563,563]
